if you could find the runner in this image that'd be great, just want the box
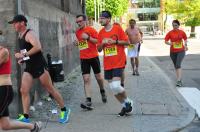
[0,45,42,132]
[165,19,188,87]
[8,14,70,123]
[126,19,143,76]
[75,14,107,110]
[98,11,133,116]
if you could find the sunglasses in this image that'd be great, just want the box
[172,24,179,27]
[76,20,84,24]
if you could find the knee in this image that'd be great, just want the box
[175,63,181,69]
[95,74,103,81]
[83,77,90,84]
[20,87,29,95]
[109,81,124,95]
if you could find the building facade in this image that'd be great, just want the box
[128,0,162,35]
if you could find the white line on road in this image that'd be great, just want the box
[178,87,200,118]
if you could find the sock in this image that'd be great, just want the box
[24,114,29,119]
[100,89,105,94]
[61,107,66,111]
[86,97,91,102]
[124,98,130,103]
[121,102,126,108]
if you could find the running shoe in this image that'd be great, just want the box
[118,107,126,116]
[101,92,107,103]
[17,114,30,123]
[31,121,42,132]
[59,108,71,123]
[80,100,94,110]
[176,80,183,87]
[125,100,133,113]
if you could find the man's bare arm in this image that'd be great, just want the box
[25,31,42,56]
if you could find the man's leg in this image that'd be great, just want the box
[135,57,139,76]
[121,69,125,87]
[109,77,133,116]
[39,70,70,123]
[130,58,135,75]
[95,73,107,103]
[39,70,65,108]
[18,72,33,122]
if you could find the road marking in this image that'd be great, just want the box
[178,87,200,118]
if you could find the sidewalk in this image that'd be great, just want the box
[5,55,195,132]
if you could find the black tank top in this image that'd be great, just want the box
[18,29,47,68]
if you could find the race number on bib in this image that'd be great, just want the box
[78,40,88,50]
[172,41,183,49]
[105,46,117,56]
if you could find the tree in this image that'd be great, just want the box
[86,0,129,19]
[164,0,200,37]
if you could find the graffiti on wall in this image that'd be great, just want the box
[61,15,77,47]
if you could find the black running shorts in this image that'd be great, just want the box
[0,85,14,118]
[80,57,101,75]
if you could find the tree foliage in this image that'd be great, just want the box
[164,0,200,26]
[86,0,129,18]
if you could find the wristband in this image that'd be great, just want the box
[87,35,90,41]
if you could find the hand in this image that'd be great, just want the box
[73,40,79,46]
[17,59,24,65]
[15,52,24,59]
[81,33,89,40]
[185,46,188,51]
[166,42,171,45]
[102,38,116,45]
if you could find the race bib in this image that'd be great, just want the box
[105,46,117,56]
[172,41,183,49]
[78,40,88,50]
[128,44,135,50]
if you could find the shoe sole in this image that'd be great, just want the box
[80,104,94,110]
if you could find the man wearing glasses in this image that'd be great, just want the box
[98,11,133,116]
[75,14,107,110]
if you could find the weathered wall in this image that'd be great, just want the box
[0,0,82,116]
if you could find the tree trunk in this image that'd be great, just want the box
[190,26,196,38]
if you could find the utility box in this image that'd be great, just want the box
[50,60,64,82]
[47,54,64,82]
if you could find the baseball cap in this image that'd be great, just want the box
[8,14,27,24]
[100,11,112,18]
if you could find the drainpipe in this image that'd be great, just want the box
[82,0,86,15]
[17,0,22,14]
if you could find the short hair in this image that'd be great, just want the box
[172,19,180,26]
[100,11,112,18]
[76,14,87,21]
[129,19,136,23]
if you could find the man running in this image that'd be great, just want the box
[98,11,133,116]
[126,19,143,76]
[8,14,70,123]
[75,14,107,110]
[0,45,42,132]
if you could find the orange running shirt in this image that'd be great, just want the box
[76,26,99,59]
[165,29,187,53]
[98,24,128,70]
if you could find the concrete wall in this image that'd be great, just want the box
[0,0,82,116]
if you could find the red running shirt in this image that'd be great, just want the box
[76,26,99,59]
[165,29,187,53]
[0,56,11,74]
[98,24,128,70]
